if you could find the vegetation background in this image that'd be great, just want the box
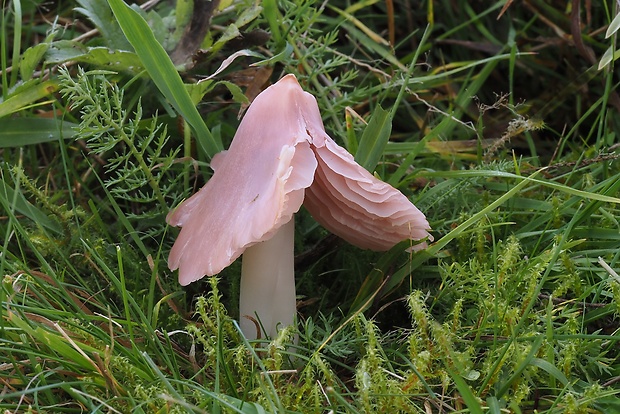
[1,0,620,412]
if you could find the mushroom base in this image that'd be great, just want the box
[239,219,296,340]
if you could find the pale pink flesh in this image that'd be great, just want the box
[167,74,432,287]
[167,75,318,285]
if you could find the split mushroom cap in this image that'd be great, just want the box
[167,74,432,286]
[305,137,432,251]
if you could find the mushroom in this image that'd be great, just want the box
[167,74,432,340]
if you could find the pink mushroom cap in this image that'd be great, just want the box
[167,74,433,286]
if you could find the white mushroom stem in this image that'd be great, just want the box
[239,219,296,340]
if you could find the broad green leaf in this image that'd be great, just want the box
[20,42,49,77]
[20,32,55,79]
[45,40,144,73]
[218,80,249,105]
[354,105,392,172]
[210,24,241,54]
[486,396,502,414]
[0,118,77,147]
[108,0,222,158]
[186,80,215,105]
[236,5,263,28]
[0,79,58,118]
[143,7,170,49]
[252,42,293,66]
[75,0,132,50]
[221,395,268,414]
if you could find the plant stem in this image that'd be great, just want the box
[239,219,296,340]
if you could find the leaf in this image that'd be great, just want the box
[349,240,409,314]
[175,0,193,33]
[606,12,620,38]
[444,365,484,414]
[75,0,132,50]
[211,24,241,54]
[19,32,55,79]
[186,81,215,105]
[202,49,264,81]
[8,313,98,372]
[45,40,144,73]
[222,396,268,414]
[218,80,249,105]
[354,105,392,172]
[530,358,572,389]
[486,396,502,414]
[0,118,77,147]
[237,5,262,28]
[107,0,222,158]
[252,42,294,66]
[0,79,58,118]
[598,46,619,70]
[262,0,282,45]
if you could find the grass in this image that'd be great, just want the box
[1,0,620,412]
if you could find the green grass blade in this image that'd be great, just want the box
[107,0,222,158]
[530,357,572,389]
[262,0,282,46]
[1,6,8,97]
[424,169,620,204]
[75,0,132,50]
[0,79,59,119]
[354,105,391,172]
[486,396,502,414]
[0,118,77,147]
[444,365,483,414]
[495,336,544,398]
[428,170,541,254]
[388,54,506,186]
[9,0,21,87]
